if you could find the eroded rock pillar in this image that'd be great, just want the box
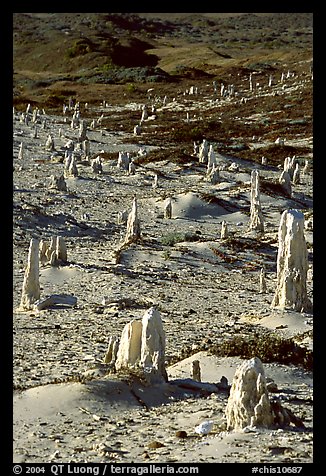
[20,238,40,310]
[271,209,312,312]
[225,357,273,431]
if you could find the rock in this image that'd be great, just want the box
[91,156,103,174]
[220,220,228,239]
[191,360,201,382]
[115,320,143,371]
[270,399,305,429]
[78,120,87,142]
[171,379,218,394]
[103,336,119,365]
[117,151,130,171]
[148,441,165,449]
[64,154,78,178]
[164,197,172,219]
[18,142,24,160]
[279,170,292,196]
[34,294,77,310]
[206,145,217,175]
[207,165,220,185]
[292,163,300,184]
[49,174,67,192]
[259,268,267,293]
[124,197,141,244]
[134,124,141,136]
[45,134,55,151]
[283,156,297,180]
[216,375,229,391]
[198,139,209,163]
[152,174,158,189]
[112,307,167,384]
[225,357,274,431]
[249,170,264,233]
[39,236,67,266]
[117,210,128,225]
[20,238,40,310]
[194,420,214,436]
[128,160,136,175]
[54,237,66,264]
[140,307,167,384]
[175,430,188,438]
[271,209,312,312]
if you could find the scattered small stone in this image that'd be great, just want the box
[148,441,165,449]
[175,430,188,439]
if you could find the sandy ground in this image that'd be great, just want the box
[13,71,313,464]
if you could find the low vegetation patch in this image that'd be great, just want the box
[160,231,201,246]
[211,333,312,370]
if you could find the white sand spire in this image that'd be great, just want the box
[249,170,264,233]
[124,197,141,244]
[164,197,172,219]
[271,209,312,312]
[20,238,40,310]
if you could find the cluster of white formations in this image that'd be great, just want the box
[39,236,67,266]
[278,156,304,196]
[105,307,167,384]
[15,63,312,455]
[19,235,68,311]
[271,209,312,312]
[225,357,273,431]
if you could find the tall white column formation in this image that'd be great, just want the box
[64,154,78,178]
[164,197,172,219]
[207,165,220,185]
[207,145,217,175]
[124,197,141,244]
[259,268,267,293]
[292,163,300,184]
[45,134,55,151]
[225,357,273,431]
[91,156,103,174]
[198,139,209,163]
[18,142,24,160]
[249,170,264,233]
[271,209,312,312]
[220,220,228,239]
[279,170,292,197]
[140,307,167,383]
[117,151,130,171]
[191,360,201,382]
[20,238,40,310]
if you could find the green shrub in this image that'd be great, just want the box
[160,231,200,246]
[66,39,94,58]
